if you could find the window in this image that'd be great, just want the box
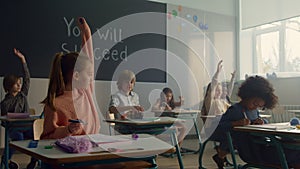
[253,17,300,75]
[255,31,279,73]
[286,19,300,72]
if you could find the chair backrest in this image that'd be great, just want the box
[29,108,36,115]
[106,111,116,120]
[33,119,44,140]
[106,111,115,135]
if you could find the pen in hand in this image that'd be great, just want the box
[243,112,247,119]
[68,119,87,125]
[242,112,250,125]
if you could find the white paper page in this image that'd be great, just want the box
[88,134,130,143]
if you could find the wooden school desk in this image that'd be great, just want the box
[229,124,300,169]
[105,117,185,169]
[153,109,202,153]
[198,114,272,169]
[0,115,40,169]
[10,134,173,169]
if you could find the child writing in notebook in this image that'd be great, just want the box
[109,70,144,122]
[151,87,187,151]
[210,76,300,169]
[0,48,37,169]
[40,17,100,139]
[152,87,184,111]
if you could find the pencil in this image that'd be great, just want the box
[243,112,248,119]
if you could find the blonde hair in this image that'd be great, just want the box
[117,70,136,90]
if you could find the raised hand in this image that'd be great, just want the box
[13,48,26,63]
[231,70,236,78]
[77,17,93,58]
[217,60,223,73]
[179,96,184,105]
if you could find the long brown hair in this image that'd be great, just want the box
[41,52,79,110]
[161,87,175,109]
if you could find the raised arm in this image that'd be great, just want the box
[78,17,93,60]
[204,60,223,113]
[77,17,94,91]
[227,70,236,98]
[14,48,30,96]
[211,60,223,95]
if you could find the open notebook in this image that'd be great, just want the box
[245,122,291,130]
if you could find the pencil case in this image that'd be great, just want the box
[55,136,93,153]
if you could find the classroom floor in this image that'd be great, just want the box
[10,138,245,169]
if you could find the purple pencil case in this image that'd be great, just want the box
[55,136,93,153]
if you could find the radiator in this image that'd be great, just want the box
[265,104,300,123]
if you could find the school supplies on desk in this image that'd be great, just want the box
[55,136,93,153]
[88,134,131,144]
[245,122,291,130]
[7,112,30,119]
[28,140,38,148]
[133,117,161,122]
[68,119,87,125]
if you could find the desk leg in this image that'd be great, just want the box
[270,135,289,169]
[198,140,208,169]
[176,114,201,154]
[41,162,52,169]
[170,130,184,169]
[226,132,237,169]
[1,124,9,169]
[193,116,201,153]
[147,156,158,169]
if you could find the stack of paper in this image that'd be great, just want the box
[245,122,291,130]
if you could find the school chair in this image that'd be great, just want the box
[32,116,44,168]
[29,108,35,115]
[33,118,44,141]
[106,111,116,135]
[198,140,231,169]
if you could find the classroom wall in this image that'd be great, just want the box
[268,76,300,105]
[149,0,236,16]
[165,4,237,135]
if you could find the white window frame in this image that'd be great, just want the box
[252,22,287,74]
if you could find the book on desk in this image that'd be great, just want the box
[6,112,30,119]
